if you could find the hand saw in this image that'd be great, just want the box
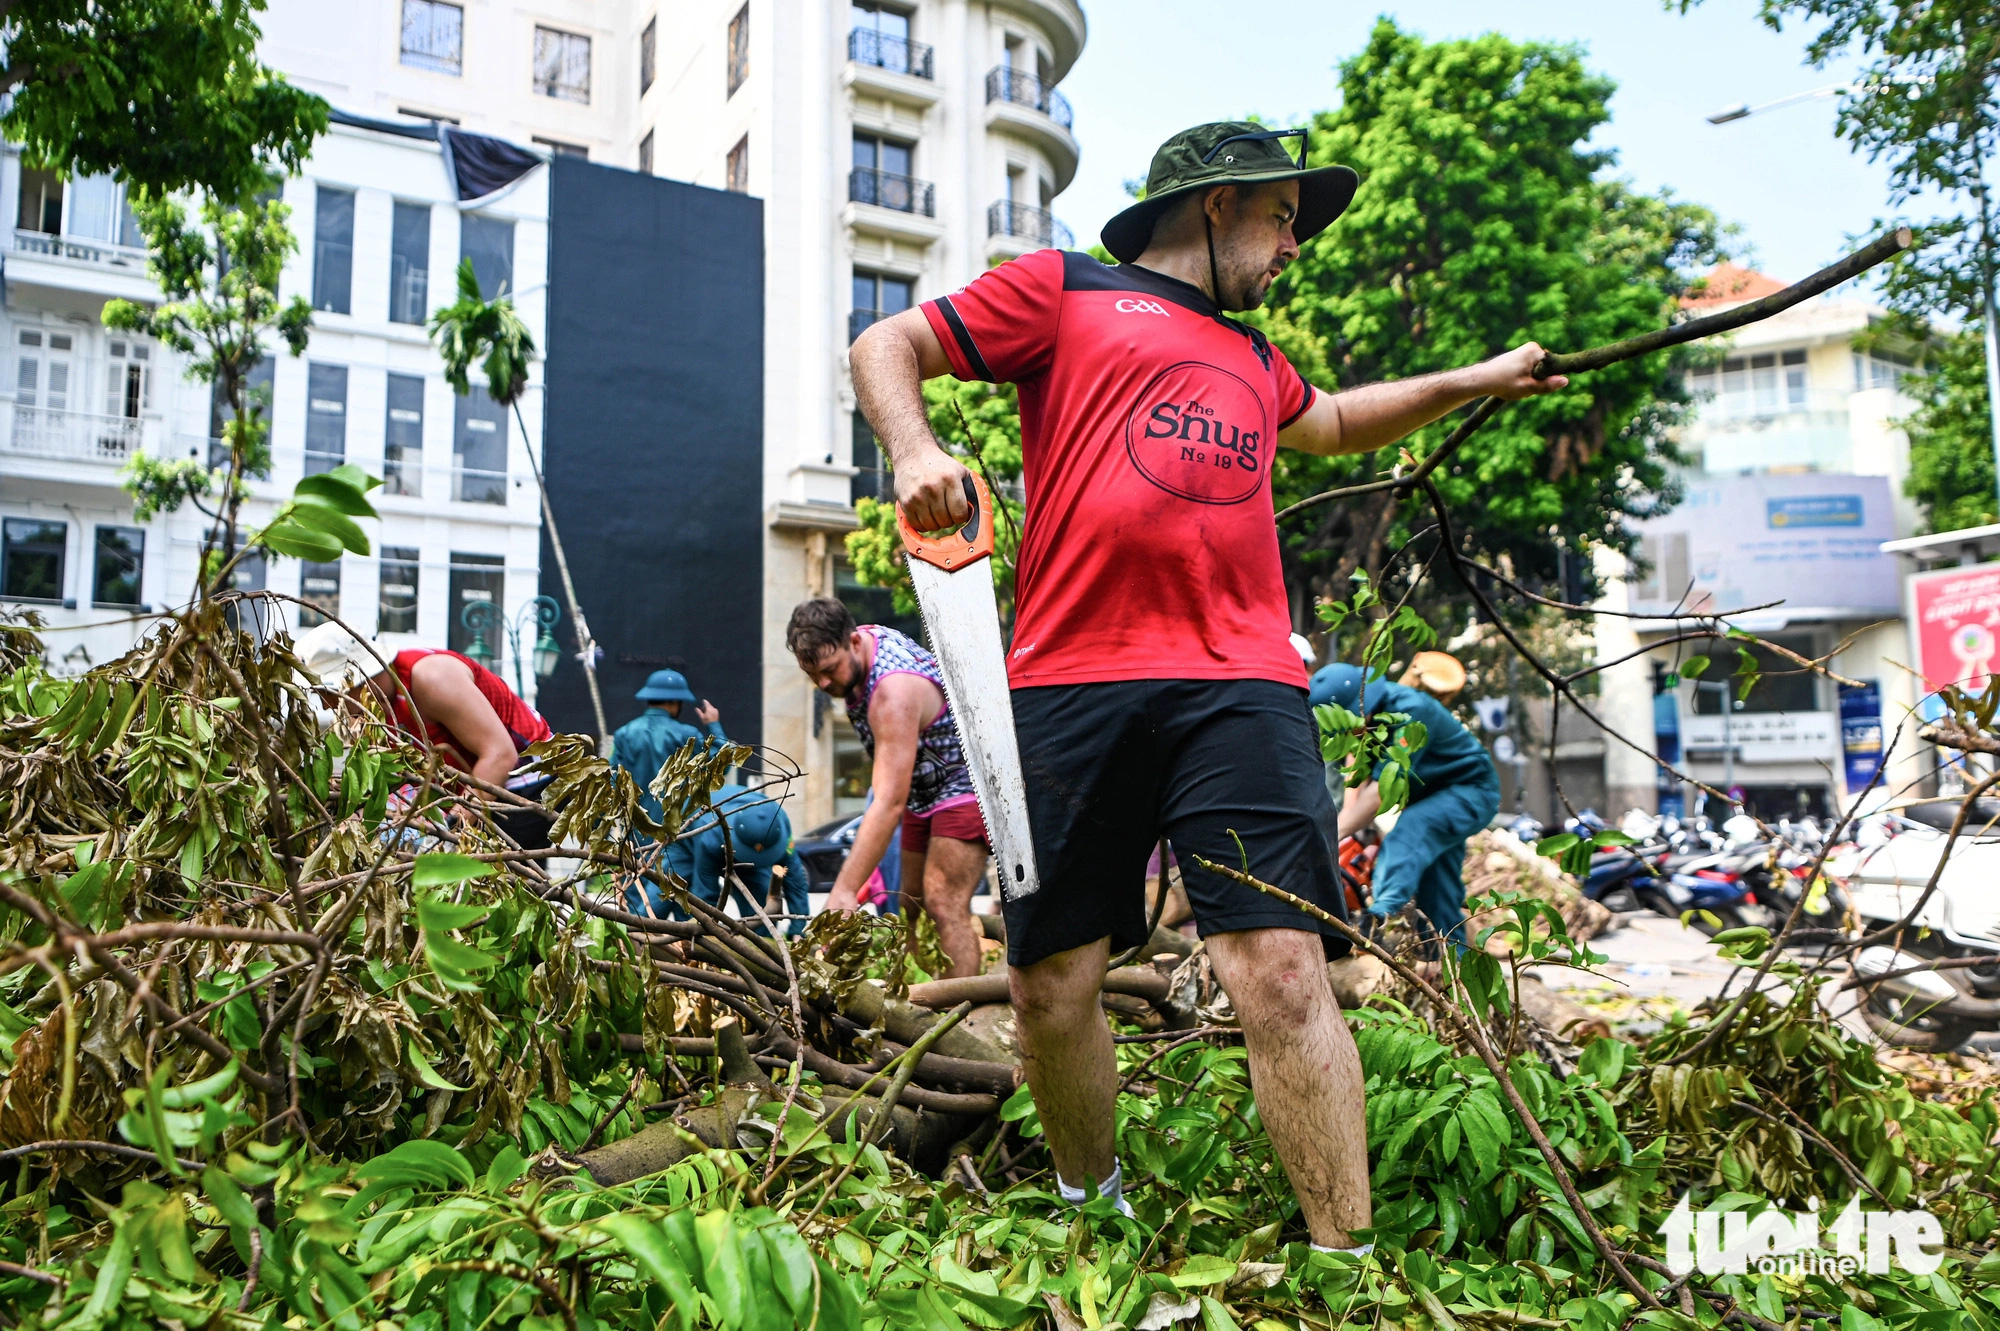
[896,473,1041,901]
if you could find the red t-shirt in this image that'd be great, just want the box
[921,250,1315,689]
[390,648,553,770]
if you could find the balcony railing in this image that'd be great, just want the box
[848,29,934,80]
[985,67,1073,129]
[453,464,509,506]
[987,201,1073,250]
[850,309,888,343]
[14,230,146,269]
[849,167,935,217]
[6,408,144,464]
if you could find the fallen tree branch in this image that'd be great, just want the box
[1191,855,1660,1310]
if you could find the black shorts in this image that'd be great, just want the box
[1006,677,1352,968]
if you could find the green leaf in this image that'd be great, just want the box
[415,894,489,931]
[405,1035,468,1091]
[295,470,381,515]
[1680,654,1709,678]
[698,1211,756,1330]
[355,1138,475,1190]
[288,498,371,554]
[414,852,498,888]
[82,1215,137,1319]
[158,1059,238,1108]
[1171,1255,1240,1289]
[260,522,345,561]
[599,1212,702,1331]
[324,462,385,495]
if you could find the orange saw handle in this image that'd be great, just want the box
[897,471,994,571]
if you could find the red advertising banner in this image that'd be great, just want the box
[1909,564,2000,695]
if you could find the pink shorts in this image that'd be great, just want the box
[900,797,991,855]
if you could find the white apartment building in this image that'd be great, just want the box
[0,120,553,696]
[1586,263,1930,822]
[637,0,1086,825]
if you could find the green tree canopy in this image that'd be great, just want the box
[0,0,326,203]
[1260,20,1727,617]
[1903,324,1995,531]
[104,191,312,587]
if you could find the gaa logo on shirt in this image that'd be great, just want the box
[1114,298,1171,317]
[1124,361,1268,504]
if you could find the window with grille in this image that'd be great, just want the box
[384,374,425,497]
[640,18,657,95]
[449,553,506,658]
[379,547,421,634]
[460,214,515,299]
[454,386,509,505]
[298,560,341,628]
[401,0,463,74]
[305,364,348,477]
[17,328,75,412]
[534,26,592,103]
[639,131,654,176]
[93,526,144,608]
[727,5,749,95]
[1852,347,1919,392]
[313,186,355,314]
[1688,349,1810,420]
[3,519,67,603]
[105,339,152,419]
[390,201,431,325]
[727,135,749,193]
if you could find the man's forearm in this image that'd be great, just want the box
[852,322,946,470]
[1324,367,1486,457]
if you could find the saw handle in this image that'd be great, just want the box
[897,471,995,571]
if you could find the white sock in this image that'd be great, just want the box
[1311,1242,1375,1257]
[1057,1160,1134,1217]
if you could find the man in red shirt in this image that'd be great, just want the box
[849,122,1569,1246]
[297,622,555,848]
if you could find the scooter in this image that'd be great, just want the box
[1825,798,2000,1052]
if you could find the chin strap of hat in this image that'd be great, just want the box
[1204,211,1223,309]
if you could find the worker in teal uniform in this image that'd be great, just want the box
[611,669,730,824]
[1309,663,1499,951]
[626,784,811,935]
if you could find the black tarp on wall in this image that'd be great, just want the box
[538,156,765,748]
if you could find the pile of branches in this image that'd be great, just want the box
[1,600,1998,1331]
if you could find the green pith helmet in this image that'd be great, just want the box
[1099,121,1360,265]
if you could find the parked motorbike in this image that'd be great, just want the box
[1825,798,2000,1052]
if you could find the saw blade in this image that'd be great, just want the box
[907,556,1042,901]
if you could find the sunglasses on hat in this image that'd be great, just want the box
[1200,127,1311,170]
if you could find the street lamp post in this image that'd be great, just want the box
[461,594,564,698]
[1692,678,1740,807]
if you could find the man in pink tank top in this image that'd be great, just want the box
[787,597,990,978]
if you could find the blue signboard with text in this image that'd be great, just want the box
[1839,681,1884,794]
[1767,494,1864,528]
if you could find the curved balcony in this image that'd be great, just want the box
[983,67,1079,191]
[985,66,1071,128]
[986,201,1073,261]
[848,29,933,80]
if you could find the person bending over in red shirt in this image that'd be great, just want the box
[847,121,1568,1244]
[297,622,555,848]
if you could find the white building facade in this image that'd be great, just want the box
[637,0,1086,824]
[0,120,553,696]
[1589,264,1931,821]
[4,0,1086,827]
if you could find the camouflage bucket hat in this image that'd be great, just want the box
[1100,121,1360,265]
